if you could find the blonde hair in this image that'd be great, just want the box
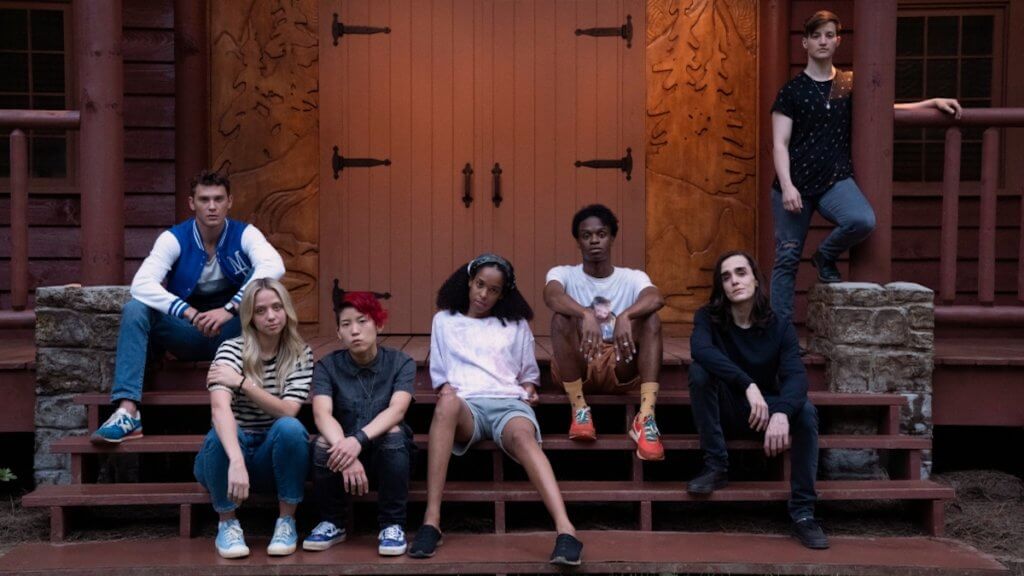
[238,278,308,393]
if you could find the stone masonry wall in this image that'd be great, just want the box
[806,282,934,478]
[34,286,131,485]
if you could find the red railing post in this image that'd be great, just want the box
[174,0,209,220]
[757,0,790,270]
[76,0,125,286]
[9,130,28,311]
[939,127,962,304]
[1019,184,1024,304]
[978,128,999,305]
[850,0,896,283]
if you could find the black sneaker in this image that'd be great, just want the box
[792,517,830,549]
[549,533,583,566]
[687,467,728,495]
[407,525,443,558]
[810,251,842,283]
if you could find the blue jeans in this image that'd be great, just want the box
[110,299,241,404]
[769,178,876,321]
[193,417,310,513]
[688,363,819,522]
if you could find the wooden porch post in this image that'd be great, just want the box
[757,0,791,270]
[849,0,896,283]
[174,0,209,219]
[76,0,125,285]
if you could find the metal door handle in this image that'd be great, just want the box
[462,163,474,207]
[332,146,391,180]
[492,163,503,207]
[575,147,633,181]
[575,14,633,48]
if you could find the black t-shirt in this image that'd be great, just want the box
[771,69,854,197]
[312,346,416,438]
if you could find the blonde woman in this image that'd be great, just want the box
[193,278,313,559]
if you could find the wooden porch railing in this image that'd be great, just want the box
[0,110,80,323]
[894,108,1024,327]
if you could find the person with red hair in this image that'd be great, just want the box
[303,284,415,556]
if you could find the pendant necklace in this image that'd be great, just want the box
[356,370,376,400]
[811,68,835,110]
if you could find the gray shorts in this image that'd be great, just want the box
[452,396,542,459]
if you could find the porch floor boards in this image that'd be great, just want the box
[0,531,1005,576]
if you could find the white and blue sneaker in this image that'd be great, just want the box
[90,408,142,444]
[267,516,298,556]
[215,519,250,559]
[302,521,346,551]
[378,524,407,556]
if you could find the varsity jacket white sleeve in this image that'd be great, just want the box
[229,225,287,307]
[130,230,184,315]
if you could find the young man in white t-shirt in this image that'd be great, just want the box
[544,204,667,461]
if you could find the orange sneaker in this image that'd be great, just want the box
[629,413,665,461]
[569,406,597,441]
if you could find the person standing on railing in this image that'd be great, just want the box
[687,251,826,549]
[770,10,961,321]
[303,286,414,557]
[91,170,285,444]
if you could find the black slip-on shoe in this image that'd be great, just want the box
[793,517,830,549]
[810,251,842,283]
[687,467,729,495]
[549,533,583,566]
[407,525,443,558]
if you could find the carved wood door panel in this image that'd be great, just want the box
[320,0,645,334]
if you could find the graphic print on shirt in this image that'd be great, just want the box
[590,296,617,343]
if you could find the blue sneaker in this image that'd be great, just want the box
[90,408,142,444]
[378,524,407,556]
[302,521,346,551]
[215,519,249,559]
[267,516,298,556]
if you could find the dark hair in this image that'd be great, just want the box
[804,10,841,37]
[571,204,619,239]
[332,279,392,326]
[706,250,774,330]
[190,169,232,196]
[436,257,533,325]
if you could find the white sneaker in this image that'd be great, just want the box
[215,519,250,559]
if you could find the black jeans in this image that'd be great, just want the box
[688,362,819,521]
[312,431,411,529]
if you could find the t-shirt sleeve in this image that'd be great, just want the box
[209,338,244,396]
[280,345,313,403]
[630,269,656,298]
[516,321,541,387]
[428,313,448,389]
[771,82,795,118]
[545,265,569,287]
[392,352,416,396]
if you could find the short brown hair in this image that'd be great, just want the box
[804,10,841,37]
[190,169,231,196]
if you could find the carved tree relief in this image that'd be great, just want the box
[210,0,320,322]
[645,0,758,327]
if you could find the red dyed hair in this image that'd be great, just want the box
[337,291,388,327]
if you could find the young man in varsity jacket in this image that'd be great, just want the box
[92,170,286,444]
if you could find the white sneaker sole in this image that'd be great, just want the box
[217,545,250,559]
[267,542,296,556]
[302,535,346,551]
[379,543,408,556]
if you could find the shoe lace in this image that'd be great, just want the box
[273,519,295,542]
[222,522,245,546]
[103,411,135,433]
[642,415,661,441]
[312,521,336,537]
[381,525,404,541]
[574,407,591,425]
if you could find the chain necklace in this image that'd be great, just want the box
[355,369,377,400]
[810,67,836,110]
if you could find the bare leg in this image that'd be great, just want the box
[550,313,586,382]
[502,417,575,535]
[279,502,297,518]
[118,399,139,414]
[421,394,476,529]
[613,313,662,385]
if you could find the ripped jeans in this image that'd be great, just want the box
[770,177,876,321]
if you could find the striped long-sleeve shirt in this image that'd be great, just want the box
[208,337,313,429]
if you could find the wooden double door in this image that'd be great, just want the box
[319,0,646,334]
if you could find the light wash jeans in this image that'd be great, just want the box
[770,177,876,320]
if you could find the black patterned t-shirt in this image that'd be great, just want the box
[771,69,854,197]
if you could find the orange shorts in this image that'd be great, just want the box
[551,343,640,394]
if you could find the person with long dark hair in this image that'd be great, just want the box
[408,254,582,566]
[687,251,828,550]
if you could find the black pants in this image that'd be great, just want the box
[688,362,819,521]
[312,431,411,529]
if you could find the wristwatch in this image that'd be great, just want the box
[224,301,239,316]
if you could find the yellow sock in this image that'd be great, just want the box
[563,379,587,411]
[639,382,659,418]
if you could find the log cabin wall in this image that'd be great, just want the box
[0,0,176,308]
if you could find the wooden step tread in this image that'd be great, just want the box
[0,531,1005,576]
[51,433,932,454]
[74,389,910,407]
[22,479,954,507]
